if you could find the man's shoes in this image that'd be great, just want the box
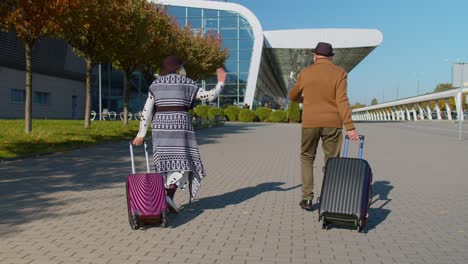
[299,200,313,210]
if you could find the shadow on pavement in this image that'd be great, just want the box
[0,123,261,236]
[195,123,268,145]
[169,182,301,228]
[366,180,393,231]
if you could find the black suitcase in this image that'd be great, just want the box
[318,135,372,232]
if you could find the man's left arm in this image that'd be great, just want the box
[336,71,355,131]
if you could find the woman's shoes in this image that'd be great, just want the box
[166,184,179,214]
[166,196,179,214]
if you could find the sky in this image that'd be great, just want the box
[224,0,468,105]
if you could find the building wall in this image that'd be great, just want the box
[166,5,255,107]
[0,67,85,119]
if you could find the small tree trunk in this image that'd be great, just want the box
[123,71,131,126]
[24,42,32,134]
[84,58,93,128]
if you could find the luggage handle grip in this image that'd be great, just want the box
[129,140,151,174]
[343,135,365,159]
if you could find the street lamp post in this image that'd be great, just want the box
[99,64,102,121]
[456,63,465,140]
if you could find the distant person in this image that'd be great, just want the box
[289,42,359,210]
[243,103,250,109]
[133,55,226,211]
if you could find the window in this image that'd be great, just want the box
[175,18,186,27]
[239,73,249,84]
[239,28,253,39]
[219,10,238,17]
[239,16,251,28]
[239,50,253,62]
[187,17,202,28]
[203,9,218,17]
[187,7,201,17]
[222,39,238,50]
[226,73,239,84]
[225,61,238,72]
[219,16,238,28]
[203,17,218,29]
[220,29,238,39]
[239,61,251,73]
[239,39,253,50]
[34,91,50,105]
[11,89,25,103]
[239,85,246,96]
[221,84,239,96]
[167,6,186,18]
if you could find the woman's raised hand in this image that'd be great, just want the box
[216,68,226,83]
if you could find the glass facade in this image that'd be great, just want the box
[166,6,255,108]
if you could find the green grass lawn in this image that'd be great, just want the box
[0,119,140,159]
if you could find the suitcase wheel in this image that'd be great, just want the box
[130,213,140,230]
[322,221,329,230]
[161,212,168,228]
[357,219,366,233]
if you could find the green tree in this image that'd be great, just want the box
[208,107,224,120]
[269,110,287,123]
[194,105,210,119]
[224,105,240,121]
[433,83,453,92]
[287,101,301,123]
[238,109,257,122]
[351,102,366,109]
[59,0,123,128]
[371,98,378,105]
[255,107,272,122]
[3,0,66,133]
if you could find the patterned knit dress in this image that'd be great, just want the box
[137,73,224,199]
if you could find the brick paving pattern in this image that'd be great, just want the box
[1,122,467,264]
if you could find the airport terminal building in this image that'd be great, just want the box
[0,0,382,119]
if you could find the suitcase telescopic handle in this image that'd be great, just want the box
[343,135,365,159]
[129,140,151,174]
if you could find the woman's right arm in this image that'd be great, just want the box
[133,92,155,145]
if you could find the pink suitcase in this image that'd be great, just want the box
[126,142,168,229]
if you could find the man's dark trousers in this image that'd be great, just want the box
[301,127,343,200]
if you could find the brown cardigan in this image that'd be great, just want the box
[289,58,355,131]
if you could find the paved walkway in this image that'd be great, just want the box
[1,122,467,264]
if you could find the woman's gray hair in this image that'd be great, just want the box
[178,65,187,77]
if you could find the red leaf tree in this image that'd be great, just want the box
[2,0,66,133]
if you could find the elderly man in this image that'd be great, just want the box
[289,42,359,210]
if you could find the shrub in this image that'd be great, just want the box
[208,107,224,120]
[255,107,272,122]
[287,101,301,123]
[188,109,196,118]
[194,105,210,119]
[238,109,258,122]
[224,105,240,121]
[269,110,287,123]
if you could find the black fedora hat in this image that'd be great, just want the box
[314,42,334,57]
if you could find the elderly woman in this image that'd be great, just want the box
[133,56,226,212]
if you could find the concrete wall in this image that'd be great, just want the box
[0,66,86,119]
